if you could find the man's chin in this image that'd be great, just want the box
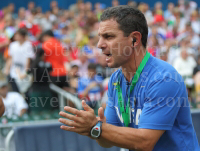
[107,63,119,68]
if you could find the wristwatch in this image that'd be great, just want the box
[90,121,103,139]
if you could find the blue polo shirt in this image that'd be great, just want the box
[105,55,199,151]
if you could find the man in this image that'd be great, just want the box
[0,80,28,118]
[41,30,68,89]
[173,48,197,79]
[59,6,199,151]
[5,28,34,93]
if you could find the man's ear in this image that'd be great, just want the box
[132,38,136,46]
[130,31,142,47]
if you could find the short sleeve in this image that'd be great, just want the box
[15,93,28,116]
[8,42,14,57]
[105,74,120,126]
[25,42,35,59]
[139,77,182,130]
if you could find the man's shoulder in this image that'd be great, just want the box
[10,41,19,48]
[7,92,22,98]
[4,92,23,103]
[23,41,32,47]
[145,56,184,88]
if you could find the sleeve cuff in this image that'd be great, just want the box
[138,123,173,130]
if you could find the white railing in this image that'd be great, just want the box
[49,83,82,111]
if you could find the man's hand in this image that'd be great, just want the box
[97,107,106,123]
[59,100,98,136]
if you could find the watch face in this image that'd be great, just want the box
[92,129,99,136]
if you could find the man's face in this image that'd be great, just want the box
[0,86,8,97]
[15,33,24,42]
[181,50,188,60]
[97,19,133,68]
[88,69,96,78]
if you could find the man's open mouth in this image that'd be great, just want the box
[105,53,112,57]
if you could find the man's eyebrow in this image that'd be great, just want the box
[98,32,114,37]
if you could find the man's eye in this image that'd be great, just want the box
[105,35,113,39]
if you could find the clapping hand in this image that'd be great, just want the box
[59,100,98,136]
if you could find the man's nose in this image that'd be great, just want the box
[97,38,107,50]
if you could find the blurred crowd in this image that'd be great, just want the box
[0,0,199,119]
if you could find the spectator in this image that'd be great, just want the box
[41,30,69,89]
[172,7,187,34]
[148,35,161,58]
[17,7,26,23]
[26,1,35,17]
[78,63,103,109]
[5,28,34,93]
[149,25,165,46]
[127,1,137,8]
[75,26,90,48]
[27,47,54,113]
[154,1,162,14]
[67,62,79,94]
[96,53,113,79]
[173,49,197,79]
[77,50,90,76]
[190,10,200,35]
[7,3,17,19]
[0,80,28,118]
[193,54,200,108]
[26,14,41,38]
[164,2,174,20]
[82,34,101,63]
[39,11,53,31]
[112,0,119,7]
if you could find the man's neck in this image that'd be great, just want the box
[121,48,147,82]
[0,94,7,99]
[19,40,25,45]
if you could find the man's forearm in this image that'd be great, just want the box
[96,137,113,148]
[96,123,158,151]
[0,98,5,117]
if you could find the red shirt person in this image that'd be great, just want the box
[41,30,68,89]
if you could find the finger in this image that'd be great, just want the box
[98,107,104,120]
[60,125,76,132]
[64,106,83,117]
[59,111,83,123]
[59,118,81,127]
[82,100,93,112]
[60,125,88,134]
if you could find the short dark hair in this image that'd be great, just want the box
[39,30,54,42]
[17,28,28,37]
[88,63,97,70]
[100,6,148,48]
[42,30,54,37]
